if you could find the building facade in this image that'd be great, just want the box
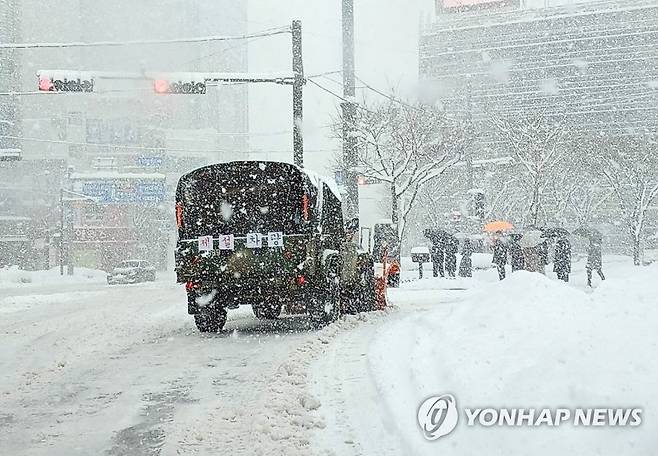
[2,0,250,270]
[415,0,658,252]
[0,0,20,159]
[421,0,658,154]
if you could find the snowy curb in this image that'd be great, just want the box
[253,308,397,455]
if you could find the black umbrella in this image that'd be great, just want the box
[424,228,450,244]
[540,227,571,238]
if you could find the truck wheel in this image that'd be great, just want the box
[194,308,227,333]
[253,303,282,320]
[309,276,341,328]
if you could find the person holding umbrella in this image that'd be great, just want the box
[521,229,545,273]
[586,235,605,287]
[424,229,446,278]
[492,233,508,280]
[444,234,459,278]
[484,221,514,280]
[574,228,605,287]
[508,233,525,272]
[553,236,572,282]
[459,238,474,277]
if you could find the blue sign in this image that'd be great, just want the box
[136,156,164,167]
[81,180,165,204]
[334,170,345,185]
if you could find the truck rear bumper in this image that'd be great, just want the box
[185,280,312,314]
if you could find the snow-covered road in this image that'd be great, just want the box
[0,278,323,456]
[2,258,656,455]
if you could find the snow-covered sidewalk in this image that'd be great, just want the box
[0,266,107,289]
[311,257,658,455]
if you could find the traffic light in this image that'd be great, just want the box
[38,76,94,92]
[153,79,206,94]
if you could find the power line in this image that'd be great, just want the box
[353,75,425,112]
[315,73,424,112]
[179,36,265,67]
[0,27,290,50]
[307,70,343,79]
[306,78,374,113]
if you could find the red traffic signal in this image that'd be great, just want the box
[153,79,170,94]
[38,77,54,92]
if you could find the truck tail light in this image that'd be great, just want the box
[176,202,184,229]
[302,193,309,221]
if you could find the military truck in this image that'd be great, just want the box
[174,161,376,332]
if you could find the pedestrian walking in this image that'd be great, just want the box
[492,235,508,280]
[539,240,549,266]
[459,239,473,278]
[425,229,446,278]
[586,237,605,287]
[553,237,571,282]
[521,230,545,273]
[444,235,458,278]
[508,234,525,272]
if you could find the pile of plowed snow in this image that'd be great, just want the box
[368,265,658,455]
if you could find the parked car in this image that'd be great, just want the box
[107,260,156,284]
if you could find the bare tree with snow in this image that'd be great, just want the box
[545,145,614,228]
[336,99,465,240]
[585,132,658,266]
[491,113,568,227]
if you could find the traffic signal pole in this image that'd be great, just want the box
[292,20,304,168]
[36,22,306,166]
[342,0,359,220]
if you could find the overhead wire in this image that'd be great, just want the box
[0,27,291,50]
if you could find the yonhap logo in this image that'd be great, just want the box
[417,393,643,442]
[417,394,459,440]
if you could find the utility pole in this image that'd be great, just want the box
[66,165,74,275]
[342,0,359,220]
[59,187,64,276]
[465,75,474,193]
[292,20,304,168]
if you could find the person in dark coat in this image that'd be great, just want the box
[430,243,445,278]
[424,229,445,278]
[444,235,459,278]
[459,239,473,277]
[492,235,508,280]
[553,237,571,282]
[508,234,525,272]
[538,240,549,266]
[586,238,605,287]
